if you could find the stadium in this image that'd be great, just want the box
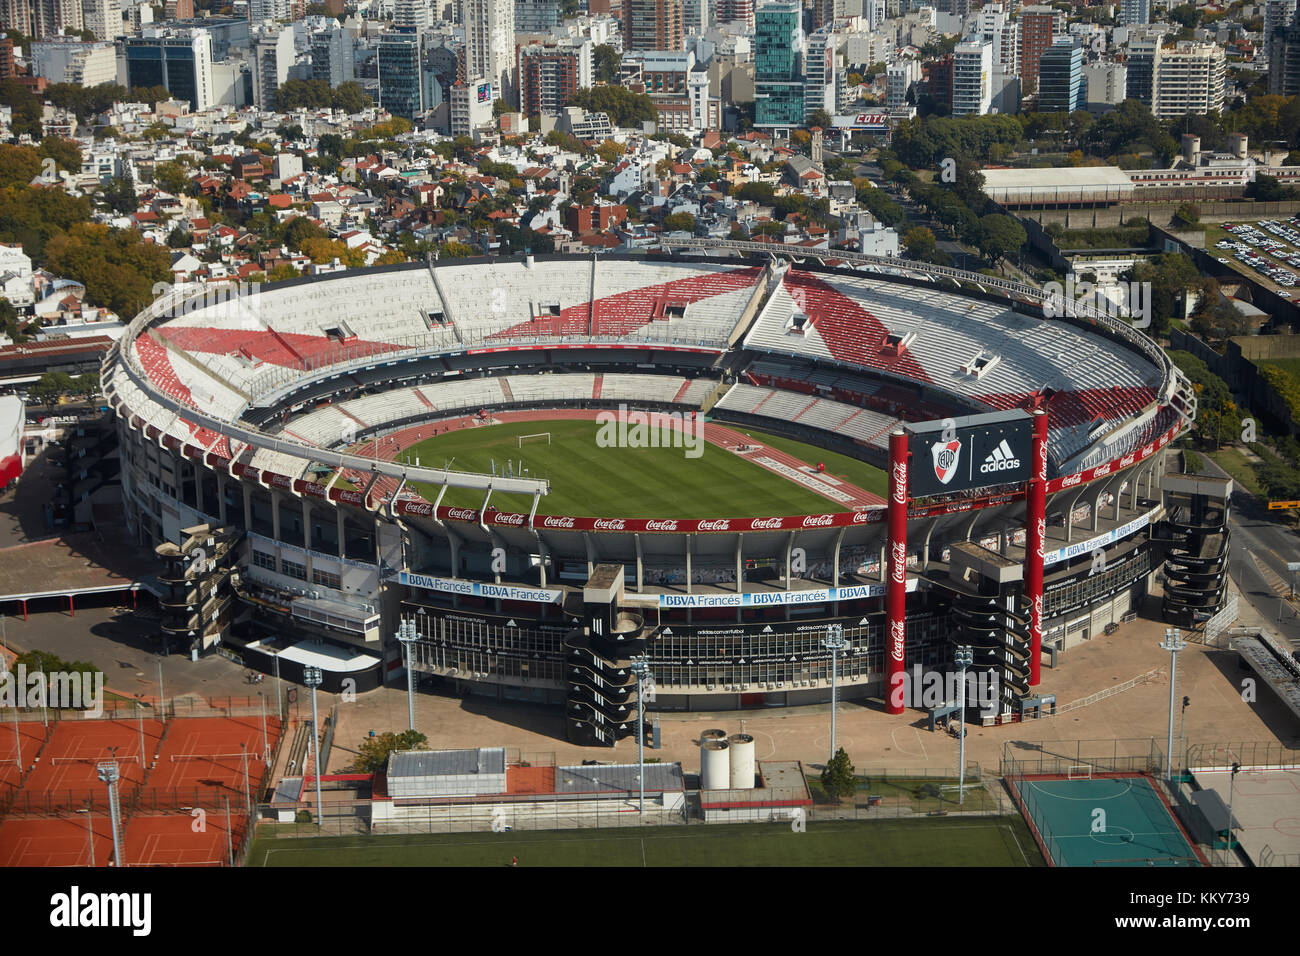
[100,245,1201,745]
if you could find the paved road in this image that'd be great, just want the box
[1197,455,1300,648]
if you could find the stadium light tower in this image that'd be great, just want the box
[1178,695,1190,781]
[1159,629,1186,780]
[821,623,848,761]
[630,655,651,817]
[303,666,324,827]
[1226,762,1241,850]
[954,645,973,805]
[96,754,124,866]
[396,618,418,733]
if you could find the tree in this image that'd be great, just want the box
[904,225,937,258]
[283,216,328,251]
[44,223,171,318]
[808,109,833,129]
[166,226,192,248]
[975,213,1027,264]
[821,747,857,801]
[594,44,621,83]
[0,79,43,138]
[153,160,190,196]
[38,137,82,175]
[0,144,42,189]
[348,730,429,774]
[565,86,657,129]
[1173,203,1200,228]
[663,211,695,233]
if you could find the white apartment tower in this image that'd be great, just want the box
[952,38,992,116]
[1153,40,1225,118]
[466,0,516,106]
[886,57,921,109]
[81,0,122,40]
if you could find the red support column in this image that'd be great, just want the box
[1026,410,1049,687]
[68,594,75,618]
[21,599,27,621]
[886,430,908,714]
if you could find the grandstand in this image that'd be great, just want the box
[101,251,1193,722]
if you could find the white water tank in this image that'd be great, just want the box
[701,728,727,746]
[727,733,756,790]
[701,739,730,791]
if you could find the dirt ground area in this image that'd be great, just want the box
[324,612,1298,776]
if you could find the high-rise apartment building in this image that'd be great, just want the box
[886,57,921,110]
[250,24,293,110]
[466,0,516,104]
[81,0,122,41]
[123,29,214,111]
[30,37,117,85]
[517,37,592,117]
[626,0,683,52]
[310,22,356,87]
[715,0,753,31]
[754,1,803,128]
[1119,0,1150,26]
[952,38,992,116]
[1125,36,1161,105]
[1153,40,1224,118]
[1017,4,1062,94]
[1265,0,1298,64]
[515,0,561,34]
[803,29,836,123]
[1037,35,1083,112]
[379,30,431,119]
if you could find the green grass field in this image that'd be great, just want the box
[399,419,885,518]
[1206,446,1265,497]
[248,818,1043,867]
[1261,358,1300,386]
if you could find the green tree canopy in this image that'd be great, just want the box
[348,730,429,774]
[821,747,857,800]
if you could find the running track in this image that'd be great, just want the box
[334,409,885,511]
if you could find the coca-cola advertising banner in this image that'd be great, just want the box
[1043,423,1178,495]
[905,410,1033,498]
[391,500,889,533]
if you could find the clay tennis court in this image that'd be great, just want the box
[19,717,162,809]
[143,716,279,801]
[122,810,247,867]
[0,813,114,867]
[0,709,283,866]
[0,721,47,793]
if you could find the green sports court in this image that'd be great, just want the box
[1009,773,1206,867]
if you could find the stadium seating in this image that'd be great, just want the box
[744,271,1163,463]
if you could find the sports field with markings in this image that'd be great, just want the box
[249,818,1044,867]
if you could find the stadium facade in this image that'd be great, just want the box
[101,250,1210,744]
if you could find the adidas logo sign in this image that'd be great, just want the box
[979,439,1021,474]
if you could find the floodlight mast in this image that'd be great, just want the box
[821,624,848,761]
[303,666,324,827]
[97,756,124,866]
[954,645,973,805]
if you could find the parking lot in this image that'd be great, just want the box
[1214,219,1300,289]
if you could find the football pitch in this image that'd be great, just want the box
[404,420,887,518]
[248,818,1044,867]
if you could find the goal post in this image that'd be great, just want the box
[517,432,551,447]
[1067,765,1093,780]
